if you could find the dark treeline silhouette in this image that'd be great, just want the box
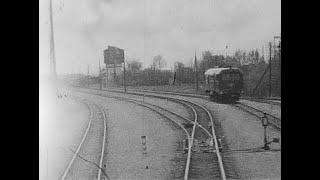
[69,45,280,98]
[118,67,172,86]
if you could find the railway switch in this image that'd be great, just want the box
[183,123,193,129]
[205,138,214,147]
[193,139,200,152]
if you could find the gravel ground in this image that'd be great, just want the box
[76,88,192,122]
[91,89,281,180]
[238,100,281,119]
[162,95,281,180]
[39,85,90,180]
[76,92,187,180]
[63,97,106,180]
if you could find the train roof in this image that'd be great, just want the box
[204,67,241,76]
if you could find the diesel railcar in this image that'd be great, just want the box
[204,67,243,102]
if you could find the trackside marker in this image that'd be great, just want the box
[141,136,147,154]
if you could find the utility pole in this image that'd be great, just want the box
[262,46,264,61]
[273,37,279,71]
[269,42,272,97]
[194,51,198,91]
[49,0,57,80]
[87,65,90,87]
[123,59,126,92]
[105,64,108,87]
[113,60,116,85]
[99,60,102,90]
[274,36,281,97]
[278,40,281,73]
[225,45,228,58]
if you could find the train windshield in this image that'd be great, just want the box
[221,73,241,81]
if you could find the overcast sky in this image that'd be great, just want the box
[39,0,281,75]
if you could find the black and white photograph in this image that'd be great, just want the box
[39,0,281,179]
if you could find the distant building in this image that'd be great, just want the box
[104,64,124,81]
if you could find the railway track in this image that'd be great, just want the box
[60,96,108,180]
[102,87,281,130]
[233,102,281,130]
[106,87,281,106]
[74,87,239,180]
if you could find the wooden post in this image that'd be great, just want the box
[123,59,126,92]
[99,60,102,90]
[49,0,57,80]
[269,42,272,97]
[194,51,198,91]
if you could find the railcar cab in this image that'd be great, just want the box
[204,67,243,103]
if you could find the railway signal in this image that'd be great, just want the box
[261,113,270,150]
[261,113,280,150]
[194,51,199,91]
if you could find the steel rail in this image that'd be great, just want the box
[75,87,227,180]
[99,87,280,131]
[97,105,107,180]
[184,99,197,180]
[189,101,227,180]
[80,92,194,180]
[161,94,227,180]
[87,88,213,138]
[234,102,281,130]
[60,97,107,180]
[60,98,93,180]
[109,89,227,180]
[236,102,280,121]
[139,96,213,138]
[105,87,281,105]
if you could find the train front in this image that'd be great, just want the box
[218,68,243,102]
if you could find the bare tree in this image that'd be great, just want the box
[152,55,167,70]
[127,60,142,73]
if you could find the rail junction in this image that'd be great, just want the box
[52,85,280,180]
[74,87,236,180]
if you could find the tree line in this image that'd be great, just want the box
[70,42,281,98]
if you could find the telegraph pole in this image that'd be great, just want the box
[225,45,228,58]
[49,0,57,80]
[274,36,281,96]
[113,60,116,84]
[262,46,264,61]
[99,60,102,90]
[278,40,281,71]
[269,42,272,97]
[87,65,90,87]
[194,51,198,91]
[123,59,126,92]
